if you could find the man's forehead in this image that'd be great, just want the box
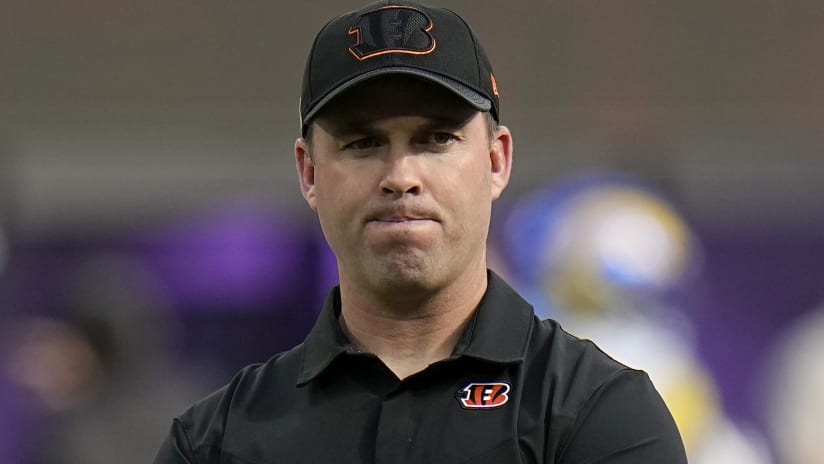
[314,76,479,135]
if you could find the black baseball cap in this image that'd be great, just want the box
[299,0,500,136]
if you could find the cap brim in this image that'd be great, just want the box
[302,67,492,127]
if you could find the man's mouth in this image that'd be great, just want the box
[376,216,426,222]
[367,207,439,224]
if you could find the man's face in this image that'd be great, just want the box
[295,76,512,299]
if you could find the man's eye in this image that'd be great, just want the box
[429,133,456,144]
[345,138,380,150]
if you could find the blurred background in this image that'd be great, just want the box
[1,0,823,463]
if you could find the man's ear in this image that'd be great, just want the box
[295,138,318,211]
[489,126,513,201]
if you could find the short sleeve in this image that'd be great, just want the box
[557,369,688,464]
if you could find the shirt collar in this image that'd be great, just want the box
[297,288,352,386]
[452,270,533,363]
[297,271,534,386]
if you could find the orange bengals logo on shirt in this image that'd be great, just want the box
[458,382,511,409]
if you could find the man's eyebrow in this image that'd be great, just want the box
[316,117,375,138]
[319,112,476,138]
[419,115,474,131]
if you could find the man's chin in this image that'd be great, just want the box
[368,261,439,296]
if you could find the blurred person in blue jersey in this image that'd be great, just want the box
[501,171,772,463]
[764,302,824,464]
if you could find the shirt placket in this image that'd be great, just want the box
[374,387,417,464]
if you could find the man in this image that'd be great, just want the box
[154,1,687,462]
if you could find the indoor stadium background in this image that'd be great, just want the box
[1,1,823,463]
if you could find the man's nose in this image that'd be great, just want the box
[378,153,422,197]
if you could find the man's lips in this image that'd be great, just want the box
[366,207,440,224]
[365,216,437,236]
[373,216,430,222]
[367,218,438,230]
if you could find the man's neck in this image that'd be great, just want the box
[338,269,488,380]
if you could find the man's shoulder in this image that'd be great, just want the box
[531,317,630,372]
[174,343,306,440]
[527,317,638,413]
[525,318,686,460]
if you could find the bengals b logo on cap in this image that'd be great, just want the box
[348,6,436,60]
[300,0,499,135]
[458,382,511,409]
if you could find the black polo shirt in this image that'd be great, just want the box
[155,272,687,463]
